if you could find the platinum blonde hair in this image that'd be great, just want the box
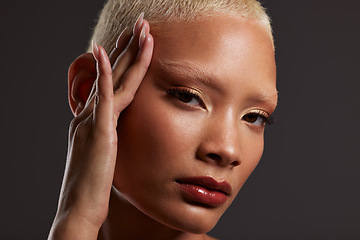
[89,0,272,53]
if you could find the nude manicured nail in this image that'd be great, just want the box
[92,40,100,61]
[115,27,129,48]
[139,26,146,48]
[133,12,144,35]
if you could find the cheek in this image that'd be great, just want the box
[244,132,264,165]
[113,82,204,189]
[232,131,264,194]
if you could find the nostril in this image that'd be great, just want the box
[230,160,240,167]
[202,150,241,167]
[207,153,222,161]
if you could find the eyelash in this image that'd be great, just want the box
[167,87,275,126]
[242,110,275,127]
[167,87,206,109]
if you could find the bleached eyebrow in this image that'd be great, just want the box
[157,59,278,110]
[251,90,279,111]
[157,59,221,89]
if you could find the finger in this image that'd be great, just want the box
[70,24,134,127]
[73,13,147,125]
[113,29,154,116]
[91,41,116,133]
[68,80,97,139]
[108,27,131,66]
[112,16,148,89]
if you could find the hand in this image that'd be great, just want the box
[48,13,154,240]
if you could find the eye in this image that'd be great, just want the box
[167,87,206,109]
[242,110,273,127]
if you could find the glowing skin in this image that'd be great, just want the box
[104,15,277,239]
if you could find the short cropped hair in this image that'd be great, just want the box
[89,0,272,53]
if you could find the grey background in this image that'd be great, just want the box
[1,0,359,239]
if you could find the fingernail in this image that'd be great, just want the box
[139,25,146,48]
[133,12,144,35]
[115,27,129,48]
[92,40,100,61]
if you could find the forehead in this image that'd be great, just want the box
[151,15,274,57]
[150,14,277,105]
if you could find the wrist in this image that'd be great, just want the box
[48,210,102,240]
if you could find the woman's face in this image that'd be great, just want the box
[114,15,277,233]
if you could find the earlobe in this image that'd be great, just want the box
[68,53,97,116]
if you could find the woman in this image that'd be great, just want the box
[49,0,278,239]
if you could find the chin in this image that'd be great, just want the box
[155,213,220,235]
[136,198,225,234]
[177,218,218,234]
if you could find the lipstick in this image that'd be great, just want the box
[176,176,231,207]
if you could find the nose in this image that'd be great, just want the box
[196,112,241,167]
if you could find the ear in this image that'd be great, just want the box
[68,53,97,116]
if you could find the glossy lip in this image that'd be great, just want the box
[176,176,232,207]
[176,176,232,195]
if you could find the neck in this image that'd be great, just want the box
[98,187,213,240]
